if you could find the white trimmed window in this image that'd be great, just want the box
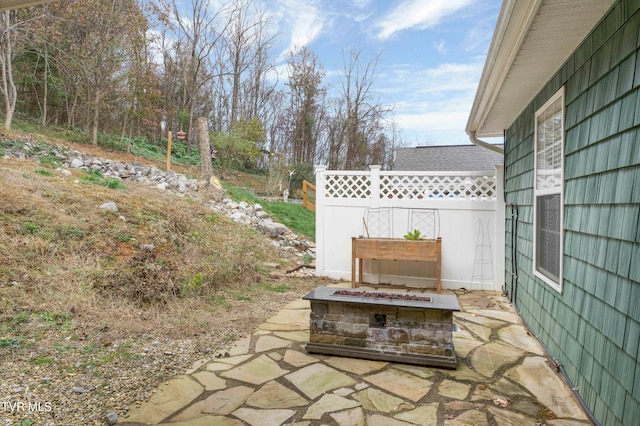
[533,87,564,292]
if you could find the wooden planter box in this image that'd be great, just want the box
[352,237,442,293]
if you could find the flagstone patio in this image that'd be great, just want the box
[118,283,592,426]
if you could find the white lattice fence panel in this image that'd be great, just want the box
[379,174,496,200]
[324,174,371,198]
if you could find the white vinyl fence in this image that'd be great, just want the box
[315,165,505,292]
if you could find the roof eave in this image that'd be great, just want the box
[465,0,543,138]
[466,0,616,139]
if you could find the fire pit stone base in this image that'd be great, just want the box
[303,287,460,368]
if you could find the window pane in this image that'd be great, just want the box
[536,98,563,190]
[536,193,561,282]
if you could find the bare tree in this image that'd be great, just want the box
[40,0,149,145]
[286,45,326,166]
[166,0,233,149]
[0,0,407,173]
[337,49,392,170]
[0,10,18,130]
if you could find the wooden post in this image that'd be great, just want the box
[166,131,172,171]
[302,180,316,211]
[197,117,213,184]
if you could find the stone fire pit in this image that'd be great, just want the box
[303,286,460,368]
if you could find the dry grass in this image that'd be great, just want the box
[0,134,329,425]
[0,155,315,348]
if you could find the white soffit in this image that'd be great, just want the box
[467,0,617,138]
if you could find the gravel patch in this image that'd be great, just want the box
[0,280,321,426]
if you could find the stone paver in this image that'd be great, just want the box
[437,379,471,400]
[192,370,227,391]
[202,385,254,415]
[120,289,594,426]
[470,342,524,377]
[455,311,506,328]
[282,349,318,367]
[159,415,244,426]
[462,321,492,341]
[489,377,530,397]
[273,330,309,342]
[221,354,290,385]
[302,393,360,419]
[393,404,438,426]
[261,308,308,328]
[470,308,521,324]
[486,406,536,424]
[227,336,251,356]
[445,409,489,425]
[505,356,589,420]
[363,369,433,402]
[324,356,387,375]
[169,400,206,422]
[355,387,414,413]
[452,328,484,357]
[245,380,308,409]
[211,353,253,366]
[367,414,414,426]
[498,324,545,355]
[443,363,485,382]
[329,407,364,426]
[389,364,434,379]
[254,335,291,353]
[231,407,296,426]
[284,363,356,399]
[124,375,203,424]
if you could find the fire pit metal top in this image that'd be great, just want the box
[303,286,459,311]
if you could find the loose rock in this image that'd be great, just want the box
[2,138,316,262]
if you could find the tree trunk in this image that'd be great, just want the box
[91,86,100,145]
[42,51,48,126]
[1,11,17,131]
[197,117,213,184]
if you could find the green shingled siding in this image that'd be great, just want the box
[504,1,640,424]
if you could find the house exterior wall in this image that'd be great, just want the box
[504,1,640,424]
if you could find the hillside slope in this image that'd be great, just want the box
[0,134,323,425]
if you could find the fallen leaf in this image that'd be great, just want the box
[493,398,509,407]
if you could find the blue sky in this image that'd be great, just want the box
[264,0,503,146]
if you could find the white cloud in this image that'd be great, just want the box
[386,61,485,145]
[351,0,372,7]
[432,39,447,55]
[382,61,483,98]
[396,101,471,132]
[463,22,494,52]
[354,11,374,23]
[375,0,474,40]
[395,107,472,145]
[275,0,325,59]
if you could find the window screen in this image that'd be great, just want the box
[536,193,561,282]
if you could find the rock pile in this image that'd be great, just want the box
[209,199,315,259]
[1,137,316,262]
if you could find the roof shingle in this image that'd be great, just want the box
[393,144,504,171]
